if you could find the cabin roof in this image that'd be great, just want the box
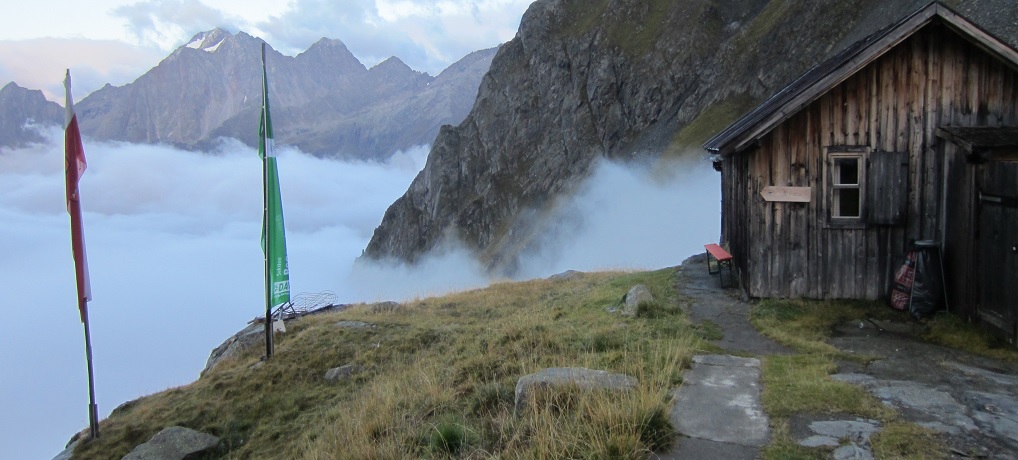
[703,1,1018,157]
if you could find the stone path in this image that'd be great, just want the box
[655,254,790,459]
[657,253,1018,460]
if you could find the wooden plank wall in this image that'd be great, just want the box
[724,25,1018,301]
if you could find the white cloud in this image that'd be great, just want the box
[113,0,248,50]
[0,39,165,102]
[514,157,722,279]
[256,0,532,73]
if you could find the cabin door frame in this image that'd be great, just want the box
[975,160,1018,342]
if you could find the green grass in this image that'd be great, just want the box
[555,0,610,39]
[922,313,1018,363]
[666,92,758,154]
[732,0,796,55]
[870,421,946,459]
[73,268,709,459]
[762,354,892,419]
[554,0,668,57]
[762,420,830,460]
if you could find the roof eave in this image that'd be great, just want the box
[703,2,1018,157]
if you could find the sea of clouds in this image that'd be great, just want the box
[0,127,719,458]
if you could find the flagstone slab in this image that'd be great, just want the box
[670,355,769,447]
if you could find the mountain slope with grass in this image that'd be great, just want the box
[65,265,1018,459]
[71,268,716,459]
[362,0,1018,274]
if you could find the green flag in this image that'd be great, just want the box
[260,43,290,308]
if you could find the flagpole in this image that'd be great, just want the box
[261,43,274,359]
[70,194,99,439]
[65,69,99,439]
[82,303,99,439]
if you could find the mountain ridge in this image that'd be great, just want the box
[0,30,495,159]
[0,82,63,148]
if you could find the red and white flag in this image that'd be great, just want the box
[64,70,92,321]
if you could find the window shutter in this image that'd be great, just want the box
[866,151,909,225]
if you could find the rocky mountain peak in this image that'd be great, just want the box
[184,28,233,53]
[371,56,412,72]
[369,56,430,81]
[0,82,62,148]
[307,37,349,52]
[296,37,366,76]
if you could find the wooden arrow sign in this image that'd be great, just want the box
[760,186,812,202]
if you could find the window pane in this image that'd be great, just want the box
[835,158,859,185]
[835,188,861,217]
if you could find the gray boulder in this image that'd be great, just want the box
[121,426,219,460]
[51,439,79,460]
[548,270,583,281]
[335,320,375,329]
[514,367,638,413]
[325,364,362,382]
[201,322,264,377]
[369,301,403,314]
[623,284,655,316]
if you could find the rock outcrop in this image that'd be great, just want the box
[362,0,1018,274]
[623,284,654,316]
[324,364,362,382]
[121,426,220,460]
[514,367,638,413]
[201,322,264,377]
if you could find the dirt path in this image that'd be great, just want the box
[676,254,791,356]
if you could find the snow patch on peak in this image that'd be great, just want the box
[185,34,205,50]
[204,38,226,52]
[184,29,232,53]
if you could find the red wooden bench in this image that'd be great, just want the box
[704,243,734,288]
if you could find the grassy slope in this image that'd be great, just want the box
[72,270,1018,459]
[74,268,714,459]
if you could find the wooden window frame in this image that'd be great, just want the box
[824,146,870,229]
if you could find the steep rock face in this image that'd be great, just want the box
[0,82,62,149]
[363,0,1018,273]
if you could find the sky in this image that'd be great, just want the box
[0,0,537,102]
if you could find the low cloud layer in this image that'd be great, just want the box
[514,157,721,278]
[1,128,720,458]
[0,38,166,102]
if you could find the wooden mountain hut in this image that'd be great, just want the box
[703,2,1018,339]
